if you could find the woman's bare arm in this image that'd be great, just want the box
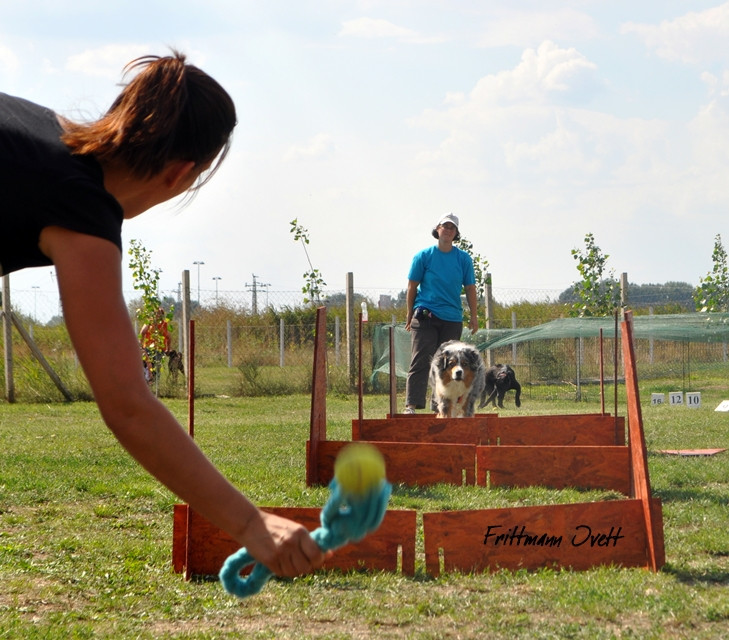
[39,226,328,577]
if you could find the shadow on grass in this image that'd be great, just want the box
[655,486,729,507]
[190,568,438,592]
[662,562,729,585]
[391,483,460,500]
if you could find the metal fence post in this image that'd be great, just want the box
[181,270,191,393]
[2,275,15,402]
[335,315,340,366]
[346,272,355,390]
[227,319,233,368]
[279,318,285,367]
[484,272,493,367]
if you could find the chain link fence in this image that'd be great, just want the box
[3,280,725,403]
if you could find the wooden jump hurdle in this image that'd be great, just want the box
[350,414,630,493]
[309,313,631,493]
[172,313,417,579]
[307,308,663,574]
[422,312,664,574]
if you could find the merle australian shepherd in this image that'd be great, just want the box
[429,340,486,418]
[479,364,522,409]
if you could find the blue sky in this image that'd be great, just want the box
[3,1,729,316]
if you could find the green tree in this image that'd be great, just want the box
[128,239,173,385]
[454,235,489,327]
[569,233,620,317]
[290,218,327,306]
[455,235,490,302]
[694,234,729,312]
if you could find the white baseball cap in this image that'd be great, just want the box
[436,212,459,228]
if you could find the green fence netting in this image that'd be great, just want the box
[370,313,729,392]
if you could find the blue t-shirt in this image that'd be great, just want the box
[408,245,475,322]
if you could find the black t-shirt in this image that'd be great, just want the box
[0,92,123,275]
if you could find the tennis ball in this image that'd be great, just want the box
[334,443,386,497]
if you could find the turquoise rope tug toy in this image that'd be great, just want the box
[219,477,392,598]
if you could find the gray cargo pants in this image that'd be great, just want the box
[405,310,463,409]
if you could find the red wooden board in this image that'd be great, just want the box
[352,414,624,446]
[477,445,631,493]
[424,498,664,576]
[310,440,477,486]
[173,505,417,578]
[657,449,726,456]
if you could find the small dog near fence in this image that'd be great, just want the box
[429,340,486,418]
[168,350,185,383]
[479,364,522,409]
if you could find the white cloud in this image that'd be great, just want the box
[65,43,151,78]
[621,2,729,65]
[477,8,599,48]
[701,70,729,98]
[0,43,19,74]
[411,41,600,134]
[408,40,692,197]
[689,74,729,166]
[284,133,336,162]
[492,41,599,102]
[338,17,444,44]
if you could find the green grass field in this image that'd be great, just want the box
[1,388,729,639]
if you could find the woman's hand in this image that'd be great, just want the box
[239,510,331,577]
[405,279,419,331]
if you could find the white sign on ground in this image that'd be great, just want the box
[686,392,701,408]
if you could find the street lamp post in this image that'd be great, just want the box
[32,285,39,322]
[192,261,205,304]
[212,276,222,304]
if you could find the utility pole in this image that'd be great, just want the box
[245,274,270,315]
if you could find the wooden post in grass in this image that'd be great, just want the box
[599,328,605,415]
[306,307,328,486]
[187,320,195,439]
[621,310,662,571]
[614,308,619,437]
[181,270,191,384]
[184,319,195,581]
[10,312,73,401]
[2,276,72,402]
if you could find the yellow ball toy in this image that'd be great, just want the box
[334,443,386,497]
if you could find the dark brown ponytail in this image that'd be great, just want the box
[62,50,236,185]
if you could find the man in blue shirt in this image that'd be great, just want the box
[404,213,479,413]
